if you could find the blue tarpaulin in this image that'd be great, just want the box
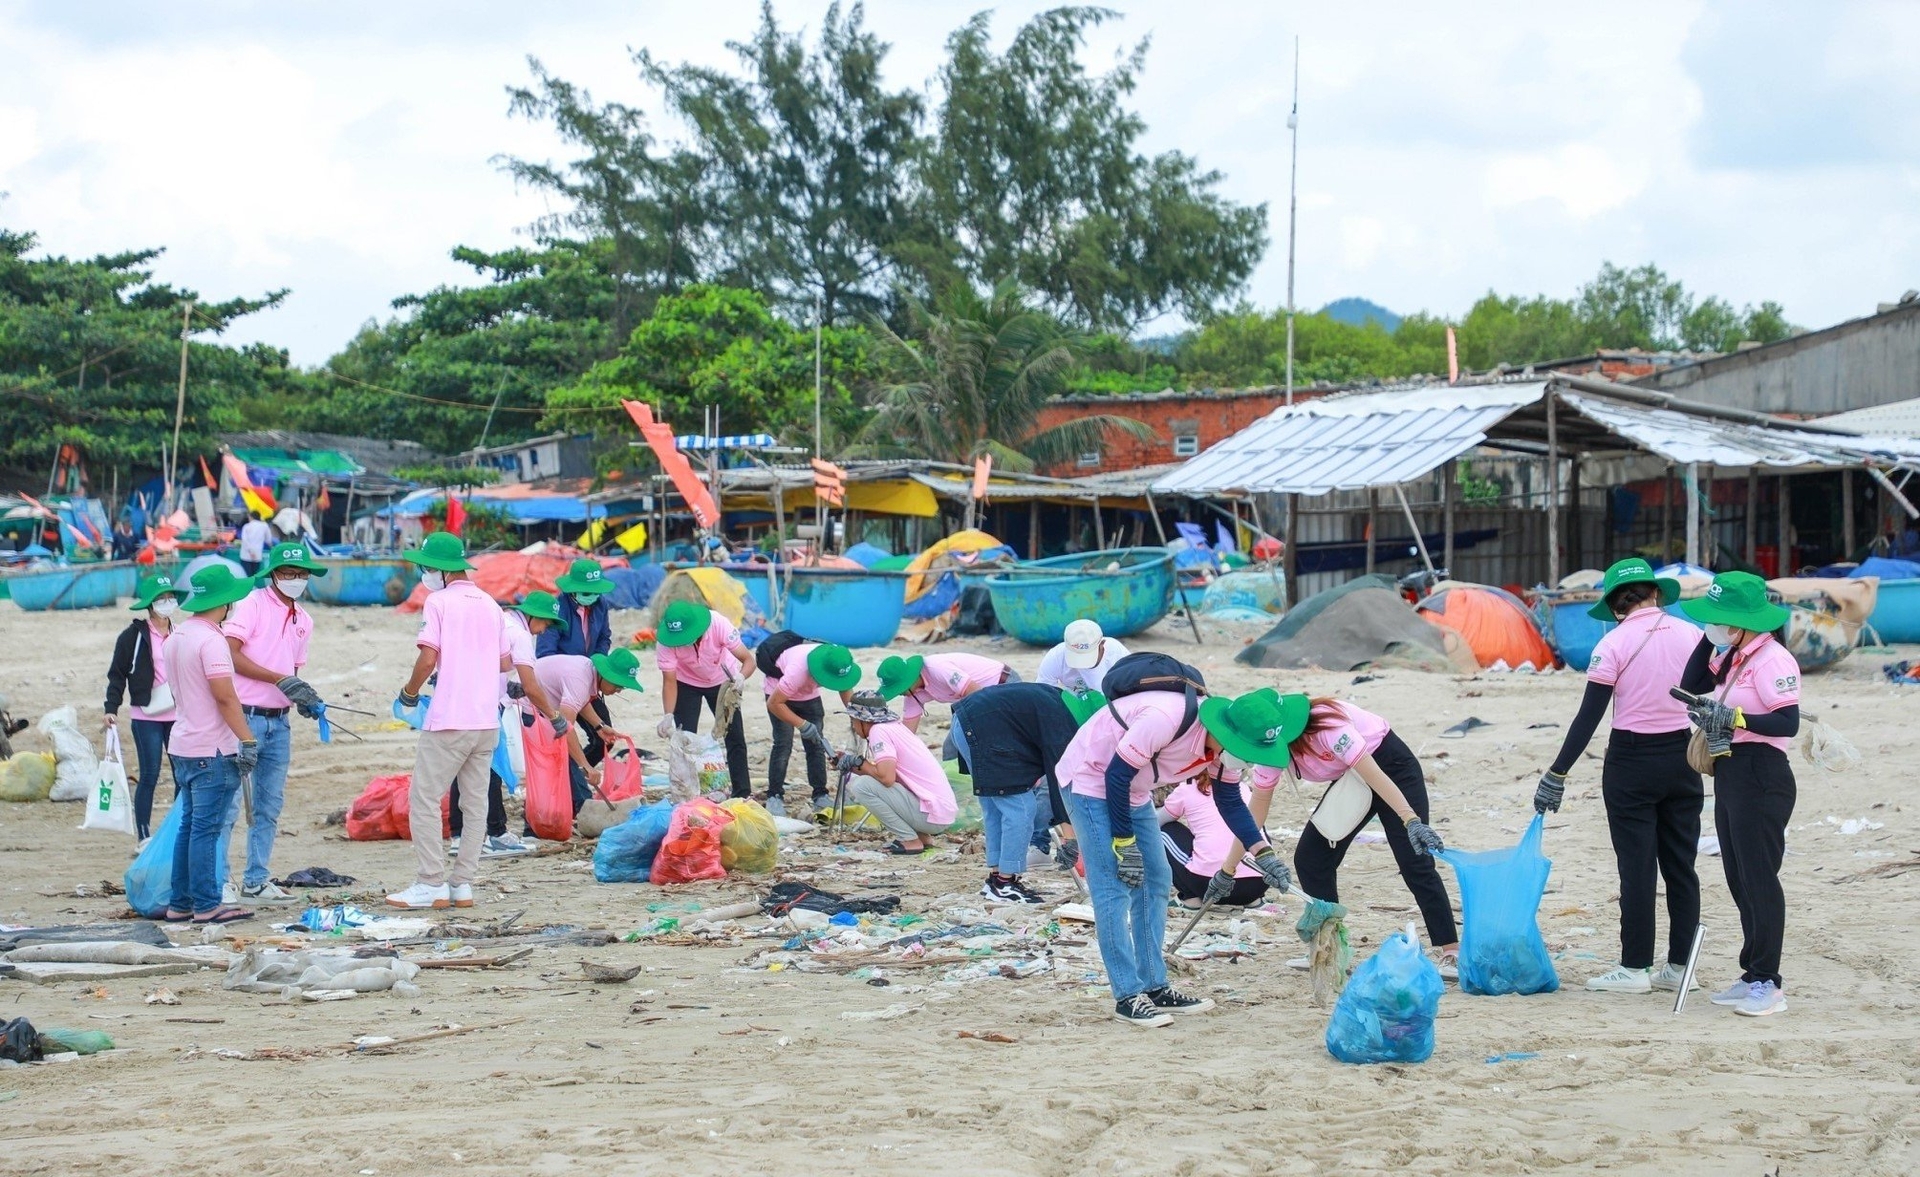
[376,490,606,524]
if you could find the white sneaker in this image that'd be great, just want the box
[134,837,151,855]
[241,880,297,905]
[1586,965,1653,994]
[446,836,461,857]
[1434,955,1459,982]
[1026,847,1053,872]
[221,879,242,906]
[1709,978,1754,1006]
[449,884,475,909]
[386,882,451,910]
[482,834,530,857]
[1651,962,1699,992]
[1734,980,1786,1017]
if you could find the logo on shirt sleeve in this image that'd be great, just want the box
[1332,732,1353,757]
[1588,652,1604,672]
[1774,675,1798,693]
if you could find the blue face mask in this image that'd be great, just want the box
[574,593,603,608]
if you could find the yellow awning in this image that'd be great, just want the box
[776,478,939,518]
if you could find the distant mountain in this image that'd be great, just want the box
[1321,297,1401,332]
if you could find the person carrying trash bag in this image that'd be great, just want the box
[1208,693,1457,976]
[103,574,186,846]
[948,683,1101,904]
[522,648,644,816]
[1677,571,1800,1019]
[451,592,565,859]
[830,691,957,855]
[1054,687,1300,1027]
[539,558,616,764]
[761,640,861,818]
[1534,557,1704,995]
[654,599,754,799]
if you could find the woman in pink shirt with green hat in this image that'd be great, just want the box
[655,599,754,798]
[104,573,185,845]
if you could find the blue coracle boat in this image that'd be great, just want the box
[7,562,140,611]
[982,547,1174,646]
[735,566,907,648]
[1539,597,1701,670]
[1867,578,1920,643]
[307,557,421,607]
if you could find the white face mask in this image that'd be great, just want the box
[1216,749,1249,773]
[274,577,309,601]
[1704,623,1736,648]
[422,571,447,592]
[151,598,179,619]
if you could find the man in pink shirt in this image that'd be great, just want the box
[762,640,861,816]
[219,541,329,906]
[832,691,956,853]
[655,599,754,797]
[163,564,262,926]
[876,652,1014,732]
[389,533,515,910]
[526,650,640,810]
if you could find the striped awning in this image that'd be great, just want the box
[674,434,780,451]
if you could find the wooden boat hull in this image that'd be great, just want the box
[983,548,1174,646]
[307,558,421,607]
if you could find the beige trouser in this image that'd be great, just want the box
[412,727,495,887]
[848,774,947,842]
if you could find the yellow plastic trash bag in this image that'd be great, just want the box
[719,798,780,874]
[0,752,57,802]
[652,567,749,629]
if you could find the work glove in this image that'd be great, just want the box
[1534,770,1566,814]
[832,750,864,774]
[1405,819,1445,857]
[1689,698,1736,758]
[234,740,260,776]
[655,715,678,739]
[1054,837,1080,873]
[396,689,421,709]
[1203,870,1237,906]
[1252,847,1294,893]
[276,675,323,712]
[506,680,527,701]
[1113,836,1144,888]
[549,713,571,740]
[797,721,826,748]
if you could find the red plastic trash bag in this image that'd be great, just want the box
[601,736,646,803]
[650,798,734,885]
[345,773,450,842]
[522,714,575,842]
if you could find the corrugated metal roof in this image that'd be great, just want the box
[1817,397,1920,438]
[1557,392,1920,470]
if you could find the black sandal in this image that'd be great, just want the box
[883,841,926,855]
[192,906,255,925]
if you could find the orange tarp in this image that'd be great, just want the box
[1417,584,1558,670]
[396,545,626,613]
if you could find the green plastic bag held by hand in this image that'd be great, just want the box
[1325,924,1443,1065]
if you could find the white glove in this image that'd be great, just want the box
[656,715,678,739]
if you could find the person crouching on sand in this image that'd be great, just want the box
[833,691,956,855]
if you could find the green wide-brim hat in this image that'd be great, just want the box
[179,564,256,615]
[807,644,862,692]
[1587,556,1680,620]
[130,574,183,611]
[557,558,609,596]
[591,647,647,692]
[875,654,924,700]
[1680,570,1789,633]
[514,590,562,622]
[260,541,330,578]
[403,531,475,572]
[1198,688,1308,768]
[1060,688,1108,727]
[658,599,712,648]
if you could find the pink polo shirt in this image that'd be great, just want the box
[1288,700,1390,783]
[654,611,741,690]
[1710,635,1801,751]
[900,652,1006,722]
[763,642,822,703]
[131,622,176,722]
[864,720,958,826]
[1058,692,1216,809]
[417,580,512,732]
[164,617,241,757]
[500,612,536,706]
[530,654,601,718]
[1162,780,1260,879]
[1587,607,1696,734]
[222,586,312,709]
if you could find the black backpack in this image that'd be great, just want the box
[754,629,808,679]
[1101,652,1207,778]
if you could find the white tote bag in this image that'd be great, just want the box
[81,728,137,836]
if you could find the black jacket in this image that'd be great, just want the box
[951,682,1081,797]
[105,618,161,714]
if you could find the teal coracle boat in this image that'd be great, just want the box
[8,563,140,611]
[307,557,421,607]
[1868,578,1920,644]
[982,547,1174,646]
[1535,594,1700,671]
[733,566,908,648]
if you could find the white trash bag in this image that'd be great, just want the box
[80,727,136,835]
[39,706,99,802]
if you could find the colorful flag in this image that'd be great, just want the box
[1446,326,1459,384]
[622,401,720,528]
[446,494,467,537]
[971,454,993,500]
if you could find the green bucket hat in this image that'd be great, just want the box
[590,647,647,692]
[179,563,256,615]
[807,644,862,692]
[403,531,475,573]
[874,654,924,700]
[260,541,330,579]
[1680,571,1789,633]
[1198,688,1308,768]
[658,599,713,648]
[1059,688,1108,727]
[130,574,183,611]
[557,558,609,597]
[1587,556,1680,620]
[514,590,562,623]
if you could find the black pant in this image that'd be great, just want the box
[1715,744,1796,988]
[450,770,507,839]
[1602,729,1703,969]
[1294,730,1459,946]
[673,681,750,798]
[767,696,827,800]
[582,697,612,767]
[1162,822,1268,905]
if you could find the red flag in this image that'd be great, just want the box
[446,493,467,537]
[317,485,332,511]
[199,456,217,489]
[621,400,720,528]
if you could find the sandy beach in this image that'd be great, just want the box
[1,602,1917,1177]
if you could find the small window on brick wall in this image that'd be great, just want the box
[1076,451,1101,467]
[1172,433,1200,458]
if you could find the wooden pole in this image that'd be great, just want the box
[1027,499,1040,559]
[1684,463,1701,568]
[1144,490,1203,645]
[1842,468,1856,561]
[1391,485,1435,575]
[1777,474,1792,576]
[1745,469,1758,566]
[1091,495,1106,550]
[1568,456,1582,571]
[1364,489,1377,574]
[1283,493,1299,597]
[166,299,194,507]
[1545,390,1561,587]
[1662,465,1676,564]
[1442,460,1456,574]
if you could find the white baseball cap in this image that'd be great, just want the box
[1063,619,1104,668]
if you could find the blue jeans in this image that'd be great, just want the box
[129,718,173,840]
[1067,791,1171,1001]
[169,755,241,914]
[1030,782,1055,852]
[978,790,1036,876]
[224,712,290,888]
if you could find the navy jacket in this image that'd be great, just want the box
[536,592,613,658]
[951,682,1080,798]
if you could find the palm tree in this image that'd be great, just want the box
[857,280,1152,472]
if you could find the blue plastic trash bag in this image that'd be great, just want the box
[1325,926,1443,1065]
[124,802,229,917]
[593,801,675,883]
[491,725,519,795]
[1438,813,1561,996]
[392,695,431,730]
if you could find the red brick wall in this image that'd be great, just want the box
[1034,390,1301,475]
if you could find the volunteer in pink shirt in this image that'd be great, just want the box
[445,592,563,858]
[162,564,261,926]
[389,533,515,911]
[832,692,956,854]
[1536,558,1704,996]
[1678,571,1801,1019]
[1157,779,1265,909]
[104,574,185,844]
[875,652,1014,732]
[526,649,642,812]
[654,599,754,797]
[761,639,861,816]
[219,541,329,906]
